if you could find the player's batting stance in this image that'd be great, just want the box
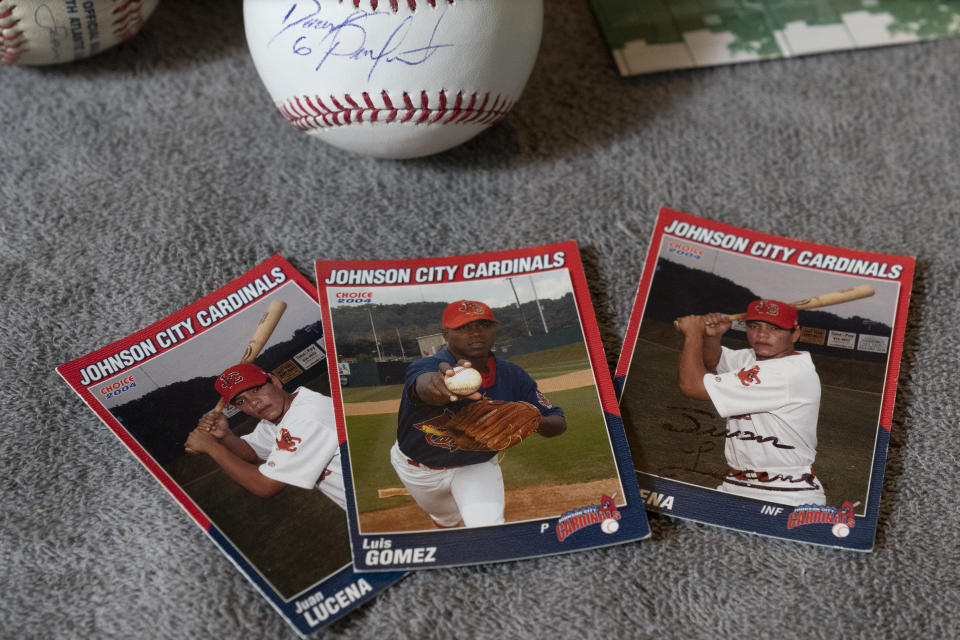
[185,364,346,510]
[675,300,825,506]
[391,300,567,528]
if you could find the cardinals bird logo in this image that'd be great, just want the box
[415,412,459,450]
[737,365,761,386]
[276,428,302,452]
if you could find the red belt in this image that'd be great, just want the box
[406,458,446,471]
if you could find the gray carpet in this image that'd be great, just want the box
[3,1,957,638]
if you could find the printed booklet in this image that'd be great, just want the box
[56,256,404,637]
[316,241,650,570]
[615,208,914,550]
[590,0,960,76]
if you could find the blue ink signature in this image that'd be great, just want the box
[34,5,68,61]
[269,1,454,82]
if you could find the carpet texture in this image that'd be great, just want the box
[2,1,957,638]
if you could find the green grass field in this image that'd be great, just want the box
[621,326,884,508]
[507,342,592,380]
[346,384,618,514]
[341,383,404,403]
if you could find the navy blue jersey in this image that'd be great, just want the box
[397,348,564,468]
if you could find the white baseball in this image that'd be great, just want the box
[0,0,159,66]
[444,366,482,396]
[831,522,850,539]
[242,0,543,159]
[600,518,619,534]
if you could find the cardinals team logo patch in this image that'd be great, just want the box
[753,300,781,316]
[219,370,243,389]
[787,501,857,538]
[414,412,459,451]
[276,428,302,452]
[556,495,621,542]
[736,365,761,386]
[536,390,553,409]
[458,301,487,316]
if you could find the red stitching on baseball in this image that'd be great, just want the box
[329,95,348,124]
[0,4,26,66]
[279,90,514,132]
[415,91,432,124]
[463,93,489,124]
[381,91,399,123]
[309,95,335,127]
[427,91,446,124]
[112,1,149,42]
[344,93,362,123]
[399,92,417,123]
[347,0,454,12]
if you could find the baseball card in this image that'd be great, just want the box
[56,256,404,637]
[616,208,915,550]
[316,241,651,571]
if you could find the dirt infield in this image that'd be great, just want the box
[344,368,595,416]
[536,368,595,393]
[358,477,623,533]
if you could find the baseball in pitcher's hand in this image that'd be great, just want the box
[440,360,482,401]
[416,369,460,405]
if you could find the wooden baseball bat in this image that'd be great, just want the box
[674,284,875,329]
[212,298,287,413]
[726,284,875,320]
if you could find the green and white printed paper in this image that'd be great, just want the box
[591,0,960,75]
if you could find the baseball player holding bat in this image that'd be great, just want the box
[185,363,346,510]
[675,299,826,506]
[390,300,567,528]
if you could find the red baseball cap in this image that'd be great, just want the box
[744,299,798,329]
[442,300,499,329]
[215,363,268,404]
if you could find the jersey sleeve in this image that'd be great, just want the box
[256,393,340,490]
[703,359,792,418]
[714,346,739,375]
[514,366,564,417]
[240,422,275,461]
[403,354,449,400]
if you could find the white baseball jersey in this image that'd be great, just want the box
[704,347,821,488]
[241,387,346,510]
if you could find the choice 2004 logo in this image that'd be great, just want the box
[99,376,136,400]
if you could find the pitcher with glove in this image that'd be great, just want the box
[390,300,566,529]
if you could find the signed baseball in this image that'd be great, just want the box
[243,0,544,159]
[0,0,159,66]
[444,366,482,396]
